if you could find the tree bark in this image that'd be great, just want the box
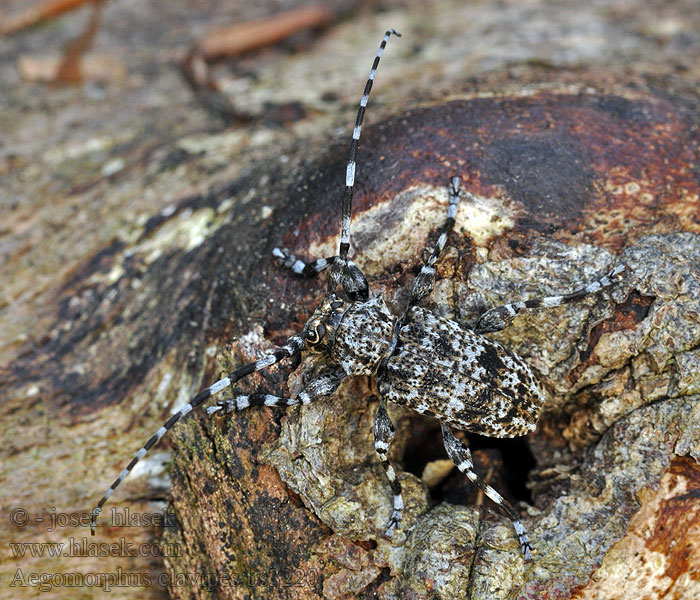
[2,2,700,600]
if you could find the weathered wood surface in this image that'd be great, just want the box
[2,1,700,599]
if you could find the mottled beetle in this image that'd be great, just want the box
[91,30,625,560]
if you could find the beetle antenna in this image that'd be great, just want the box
[90,334,304,534]
[327,28,401,297]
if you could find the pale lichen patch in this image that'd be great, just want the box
[459,189,517,246]
[307,184,516,277]
[129,451,171,491]
[88,206,218,287]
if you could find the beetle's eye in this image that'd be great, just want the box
[306,323,326,346]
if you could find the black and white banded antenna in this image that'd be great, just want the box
[89,334,305,534]
[326,28,401,299]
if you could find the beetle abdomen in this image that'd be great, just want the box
[377,306,545,437]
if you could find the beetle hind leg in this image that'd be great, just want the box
[474,264,626,334]
[441,423,533,561]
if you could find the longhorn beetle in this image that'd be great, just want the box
[91,30,625,561]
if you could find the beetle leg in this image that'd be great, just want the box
[406,176,462,309]
[272,247,335,277]
[374,399,403,538]
[441,423,533,561]
[207,368,345,415]
[474,264,626,334]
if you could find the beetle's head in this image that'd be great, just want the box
[303,294,349,354]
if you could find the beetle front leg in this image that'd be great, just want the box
[441,423,533,561]
[206,369,345,415]
[272,247,335,278]
[273,248,369,301]
[374,399,403,538]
